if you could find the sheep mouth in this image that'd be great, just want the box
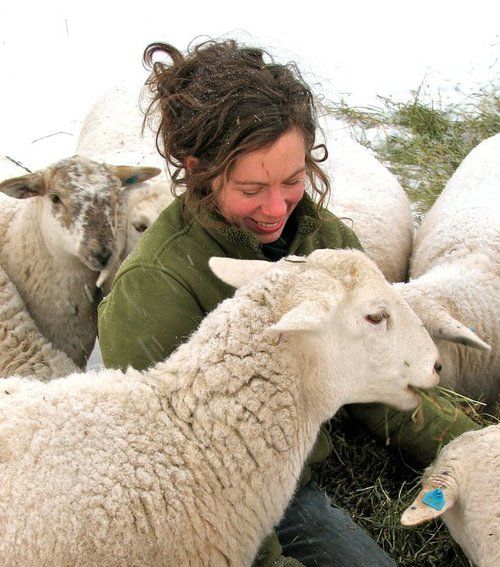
[407,385,429,395]
[406,385,439,430]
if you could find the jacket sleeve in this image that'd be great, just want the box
[98,265,205,371]
[346,395,481,467]
[341,221,364,252]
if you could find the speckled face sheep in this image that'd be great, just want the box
[397,133,500,409]
[0,249,440,566]
[0,156,160,368]
[402,424,500,567]
[76,81,174,258]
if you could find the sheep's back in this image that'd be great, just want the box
[412,133,500,276]
[322,121,413,282]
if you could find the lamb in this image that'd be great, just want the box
[76,81,174,257]
[0,156,160,369]
[401,424,500,567]
[0,248,440,566]
[0,263,77,378]
[396,133,500,409]
[320,118,414,283]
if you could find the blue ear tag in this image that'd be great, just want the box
[125,175,138,185]
[422,488,445,510]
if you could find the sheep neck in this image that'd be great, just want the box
[147,289,334,557]
[1,201,99,367]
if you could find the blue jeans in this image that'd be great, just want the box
[276,483,396,567]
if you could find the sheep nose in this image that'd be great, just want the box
[92,248,112,268]
[434,361,443,374]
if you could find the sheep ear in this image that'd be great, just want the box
[398,287,491,351]
[401,486,456,526]
[424,310,491,351]
[267,300,330,337]
[114,166,161,187]
[412,305,491,350]
[0,172,46,199]
[209,257,273,288]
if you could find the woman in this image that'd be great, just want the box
[98,39,476,566]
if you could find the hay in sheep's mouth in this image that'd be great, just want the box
[407,386,428,430]
[407,385,490,431]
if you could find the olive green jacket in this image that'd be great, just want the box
[98,194,478,565]
[99,194,361,370]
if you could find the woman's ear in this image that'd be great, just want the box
[184,156,199,173]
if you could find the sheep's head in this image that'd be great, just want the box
[210,249,440,420]
[0,156,160,281]
[401,424,499,567]
[124,180,173,256]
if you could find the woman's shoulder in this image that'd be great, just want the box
[319,211,363,251]
[119,200,209,272]
[111,198,237,300]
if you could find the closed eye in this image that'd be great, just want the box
[365,312,388,325]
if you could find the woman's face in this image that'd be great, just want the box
[215,128,306,244]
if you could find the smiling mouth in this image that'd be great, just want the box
[254,220,281,227]
[251,218,285,230]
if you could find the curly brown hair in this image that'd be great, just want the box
[143,39,330,217]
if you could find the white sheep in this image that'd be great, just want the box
[0,248,440,566]
[401,424,500,567]
[0,156,160,369]
[0,263,77,378]
[397,133,500,409]
[76,81,174,257]
[320,118,414,283]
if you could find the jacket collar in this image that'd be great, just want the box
[190,193,323,255]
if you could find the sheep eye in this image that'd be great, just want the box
[133,223,148,233]
[365,312,387,324]
[49,194,62,205]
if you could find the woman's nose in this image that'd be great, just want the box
[260,188,287,218]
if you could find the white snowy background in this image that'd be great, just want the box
[0,0,498,167]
